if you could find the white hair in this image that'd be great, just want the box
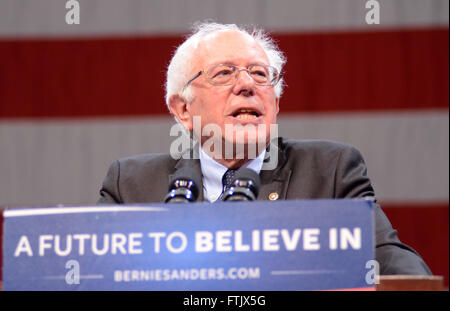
[165,22,286,110]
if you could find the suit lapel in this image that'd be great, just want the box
[258,138,292,201]
[168,138,291,202]
[169,146,205,202]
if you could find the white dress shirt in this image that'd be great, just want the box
[199,147,266,202]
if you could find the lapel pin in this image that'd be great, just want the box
[268,192,279,201]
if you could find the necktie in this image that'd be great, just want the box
[222,169,237,192]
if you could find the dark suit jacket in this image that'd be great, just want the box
[98,137,431,275]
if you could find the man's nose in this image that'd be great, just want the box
[232,69,255,96]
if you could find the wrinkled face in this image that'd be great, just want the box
[175,31,279,157]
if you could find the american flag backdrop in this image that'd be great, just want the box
[0,0,448,285]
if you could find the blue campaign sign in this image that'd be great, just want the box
[2,199,375,291]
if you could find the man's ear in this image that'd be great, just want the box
[168,94,193,131]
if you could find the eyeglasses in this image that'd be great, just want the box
[182,64,282,90]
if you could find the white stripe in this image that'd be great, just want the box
[0,110,448,205]
[278,110,449,203]
[0,0,448,38]
[0,117,176,206]
[3,206,168,217]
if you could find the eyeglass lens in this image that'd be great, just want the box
[207,65,278,86]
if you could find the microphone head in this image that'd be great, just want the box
[219,167,261,202]
[165,167,201,203]
[232,167,261,196]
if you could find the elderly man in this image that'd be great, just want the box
[98,22,431,275]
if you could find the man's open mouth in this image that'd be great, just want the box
[231,108,262,120]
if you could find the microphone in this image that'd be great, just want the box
[164,167,201,203]
[219,168,261,201]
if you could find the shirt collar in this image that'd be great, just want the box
[199,147,266,202]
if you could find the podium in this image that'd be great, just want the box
[0,201,444,291]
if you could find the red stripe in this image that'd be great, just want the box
[277,28,449,113]
[381,203,449,287]
[0,28,448,118]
